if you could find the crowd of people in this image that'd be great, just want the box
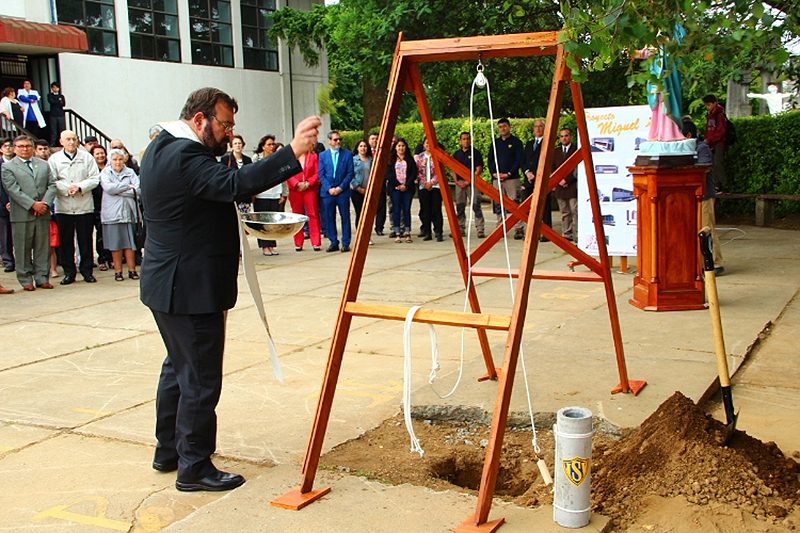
[0,131,143,293]
[0,95,731,294]
[0,115,594,294]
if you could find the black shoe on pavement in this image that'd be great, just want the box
[60,275,75,285]
[422,234,432,241]
[341,245,350,252]
[84,275,97,283]
[436,234,444,242]
[539,236,550,242]
[176,469,245,492]
[152,459,178,472]
[326,244,339,252]
[3,265,14,273]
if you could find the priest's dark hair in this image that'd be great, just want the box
[179,87,238,120]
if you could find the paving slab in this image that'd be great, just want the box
[160,464,611,533]
[0,222,798,532]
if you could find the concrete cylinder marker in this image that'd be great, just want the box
[553,406,593,528]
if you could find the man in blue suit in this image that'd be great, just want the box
[318,130,354,252]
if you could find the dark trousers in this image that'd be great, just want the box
[152,310,226,479]
[58,213,95,278]
[390,189,413,234]
[521,181,553,228]
[322,193,352,247]
[0,215,13,268]
[50,116,66,146]
[375,182,387,233]
[351,190,365,228]
[417,187,443,237]
[253,197,282,248]
[94,212,111,264]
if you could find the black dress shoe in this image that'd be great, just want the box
[60,275,75,285]
[176,470,245,492]
[3,265,14,273]
[435,235,444,242]
[326,244,339,252]
[84,275,97,283]
[539,236,550,242]
[152,459,178,472]
[422,234,432,241]
[340,245,350,252]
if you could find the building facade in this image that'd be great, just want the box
[0,0,328,155]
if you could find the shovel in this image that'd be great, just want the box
[699,226,738,444]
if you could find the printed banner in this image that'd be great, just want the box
[576,105,651,257]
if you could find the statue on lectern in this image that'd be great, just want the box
[635,23,696,166]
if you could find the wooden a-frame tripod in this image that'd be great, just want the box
[273,31,646,531]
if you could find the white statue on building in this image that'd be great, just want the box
[747,84,793,115]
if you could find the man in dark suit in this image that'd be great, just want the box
[552,128,579,241]
[0,135,57,290]
[139,87,320,492]
[318,130,354,252]
[522,120,552,242]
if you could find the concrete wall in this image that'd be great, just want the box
[3,0,329,156]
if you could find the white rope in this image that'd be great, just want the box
[237,205,284,383]
[403,305,426,456]
[479,64,541,456]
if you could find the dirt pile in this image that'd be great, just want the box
[592,391,800,529]
[320,392,800,530]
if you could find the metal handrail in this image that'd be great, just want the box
[64,109,112,150]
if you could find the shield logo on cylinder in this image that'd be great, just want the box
[562,456,590,487]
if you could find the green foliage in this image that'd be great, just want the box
[555,0,797,99]
[720,110,800,216]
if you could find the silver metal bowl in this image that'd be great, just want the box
[241,211,309,240]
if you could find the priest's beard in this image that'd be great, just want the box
[203,122,229,157]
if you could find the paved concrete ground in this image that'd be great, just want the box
[1,219,798,532]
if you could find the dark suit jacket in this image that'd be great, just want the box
[219,153,253,168]
[139,130,301,315]
[551,143,578,200]
[522,137,544,195]
[318,148,354,198]
[1,156,56,222]
[0,159,9,219]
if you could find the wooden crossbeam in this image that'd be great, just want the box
[345,302,511,331]
[469,267,603,282]
[399,32,559,62]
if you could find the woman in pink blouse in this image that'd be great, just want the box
[384,138,418,243]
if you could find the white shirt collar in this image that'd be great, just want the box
[160,120,201,144]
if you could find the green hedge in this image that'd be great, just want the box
[341,116,576,182]
[721,110,800,217]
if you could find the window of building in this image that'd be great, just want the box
[240,0,279,71]
[189,1,233,67]
[56,0,118,56]
[128,0,181,62]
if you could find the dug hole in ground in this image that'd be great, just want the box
[320,392,800,532]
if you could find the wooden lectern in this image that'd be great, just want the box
[628,165,708,311]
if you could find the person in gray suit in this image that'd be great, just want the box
[0,135,56,290]
[140,87,320,492]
